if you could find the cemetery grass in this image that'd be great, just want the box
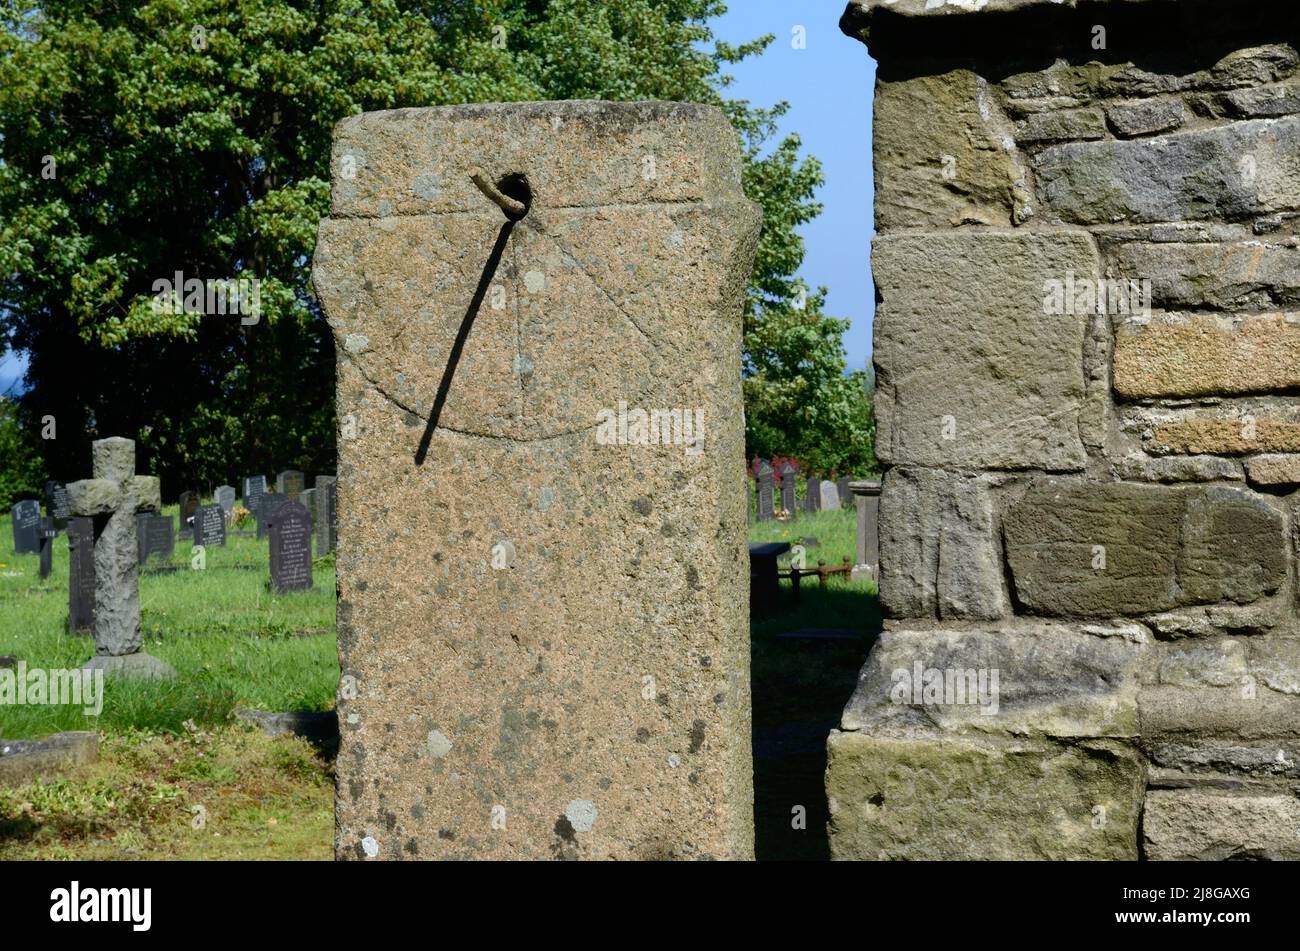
[0,506,339,740]
[1,506,337,859]
[0,725,333,860]
[747,506,880,861]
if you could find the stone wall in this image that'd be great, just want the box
[829,0,1300,859]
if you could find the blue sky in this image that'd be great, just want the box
[0,350,23,396]
[712,0,877,372]
[0,4,876,394]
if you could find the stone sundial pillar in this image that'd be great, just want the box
[315,101,761,860]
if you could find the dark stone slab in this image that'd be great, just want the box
[44,480,71,529]
[749,541,792,614]
[66,517,95,634]
[137,512,175,566]
[256,493,288,540]
[805,477,822,513]
[11,499,40,554]
[192,503,227,548]
[242,475,267,514]
[269,501,312,592]
[38,517,56,579]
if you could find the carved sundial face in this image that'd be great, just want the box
[331,197,691,445]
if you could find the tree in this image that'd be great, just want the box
[0,0,872,493]
[0,396,43,509]
[733,105,876,474]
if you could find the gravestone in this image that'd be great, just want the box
[849,479,882,583]
[300,488,316,526]
[820,479,840,512]
[67,437,174,677]
[277,470,305,500]
[256,492,287,540]
[215,485,236,515]
[242,475,267,510]
[11,500,39,554]
[756,462,775,521]
[38,517,56,580]
[314,101,760,860]
[66,517,95,634]
[192,504,226,548]
[135,513,151,562]
[137,513,175,566]
[836,477,850,508]
[315,477,337,553]
[779,463,796,515]
[176,490,200,536]
[44,480,71,530]
[268,501,312,593]
[805,476,822,513]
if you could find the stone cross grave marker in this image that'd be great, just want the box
[67,437,174,677]
[215,485,236,515]
[45,480,71,530]
[805,476,822,513]
[277,470,305,500]
[268,501,312,593]
[314,100,761,860]
[779,463,796,515]
[756,462,775,521]
[67,516,95,634]
[193,504,226,548]
[315,477,336,553]
[256,492,287,540]
[11,500,39,554]
[38,517,56,580]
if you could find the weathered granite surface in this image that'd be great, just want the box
[317,101,760,860]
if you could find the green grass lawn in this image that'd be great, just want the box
[0,505,338,740]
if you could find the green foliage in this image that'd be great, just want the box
[0,397,44,508]
[0,0,871,490]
